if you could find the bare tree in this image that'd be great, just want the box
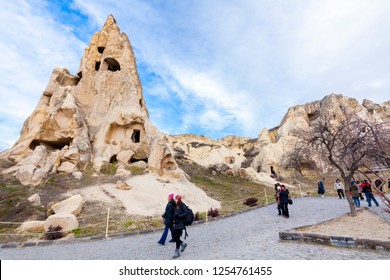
[293,113,390,216]
[282,142,316,177]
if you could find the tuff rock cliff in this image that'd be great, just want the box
[1,15,179,186]
[169,94,390,184]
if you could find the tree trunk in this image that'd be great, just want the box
[343,178,357,217]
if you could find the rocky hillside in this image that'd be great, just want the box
[168,94,390,182]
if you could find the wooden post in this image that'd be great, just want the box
[105,207,110,239]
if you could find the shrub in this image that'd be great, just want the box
[243,197,258,207]
[207,208,219,218]
[44,225,64,240]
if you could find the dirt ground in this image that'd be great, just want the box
[296,209,390,241]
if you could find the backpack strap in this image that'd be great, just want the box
[184,226,188,239]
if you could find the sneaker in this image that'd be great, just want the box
[157,241,164,245]
[172,249,180,259]
[169,239,175,243]
[180,243,187,252]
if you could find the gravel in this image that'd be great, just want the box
[1,196,389,260]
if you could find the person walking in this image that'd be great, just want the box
[356,180,364,200]
[349,180,360,207]
[157,193,175,245]
[279,185,290,218]
[172,195,189,259]
[317,178,325,198]
[361,180,379,207]
[275,184,282,215]
[334,179,345,199]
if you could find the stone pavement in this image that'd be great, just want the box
[1,196,389,260]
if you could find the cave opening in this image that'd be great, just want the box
[103,57,121,72]
[97,46,105,54]
[95,61,101,71]
[131,129,141,143]
[29,139,72,151]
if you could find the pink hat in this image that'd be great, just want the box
[175,195,182,202]
[168,193,174,199]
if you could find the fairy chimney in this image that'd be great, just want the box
[1,15,178,185]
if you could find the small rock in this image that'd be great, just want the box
[116,180,131,190]
[28,193,41,206]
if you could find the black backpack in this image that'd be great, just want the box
[184,205,194,226]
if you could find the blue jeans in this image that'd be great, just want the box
[365,192,379,207]
[352,197,360,207]
[158,225,173,245]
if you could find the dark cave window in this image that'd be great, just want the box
[131,129,140,143]
[98,46,105,54]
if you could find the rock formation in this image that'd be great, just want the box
[0,15,178,185]
[251,94,390,176]
[169,94,389,185]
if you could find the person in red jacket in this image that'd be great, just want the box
[361,180,379,207]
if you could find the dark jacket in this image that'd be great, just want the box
[349,184,359,198]
[317,181,325,194]
[162,199,175,227]
[173,202,189,230]
[279,189,289,204]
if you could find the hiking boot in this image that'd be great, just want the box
[180,242,187,252]
[172,249,180,259]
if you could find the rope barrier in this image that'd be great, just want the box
[0,187,282,241]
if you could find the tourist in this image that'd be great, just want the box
[157,193,176,245]
[361,180,379,207]
[172,195,189,259]
[349,180,360,207]
[274,184,282,215]
[356,180,364,200]
[279,185,290,218]
[317,178,325,198]
[334,179,345,199]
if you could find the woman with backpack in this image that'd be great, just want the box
[172,195,189,259]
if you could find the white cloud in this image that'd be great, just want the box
[1,0,389,149]
[0,0,86,148]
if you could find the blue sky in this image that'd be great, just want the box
[1,0,390,151]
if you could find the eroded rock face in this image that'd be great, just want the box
[251,94,390,176]
[1,15,177,185]
[168,94,389,181]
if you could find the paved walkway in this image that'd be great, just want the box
[1,197,389,260]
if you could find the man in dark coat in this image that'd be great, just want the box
[279,185,290,218]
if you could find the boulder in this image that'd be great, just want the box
[16,221,45,233]
[51,194,84,216]
[27,193,41,206]
[57,161,76,173]
[130,160,148,169]
[44,213,79,234]
[72,171,83,180]
[115,168,131,178]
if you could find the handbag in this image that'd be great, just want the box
[288,198,293,205]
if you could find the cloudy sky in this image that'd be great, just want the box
[0,0,389,151]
